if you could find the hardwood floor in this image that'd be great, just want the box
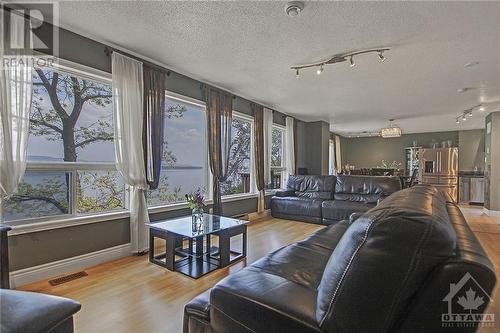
[18,210,499,333]
[19,218,323,333]
[459,207,500,333]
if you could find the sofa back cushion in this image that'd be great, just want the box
[334,175,401,203]
[316,185,457,333]
[286,175,336,200]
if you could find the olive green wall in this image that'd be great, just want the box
[342,131,462,169]
[341,129,485,171]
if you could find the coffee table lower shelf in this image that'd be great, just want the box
[148,223,247,279]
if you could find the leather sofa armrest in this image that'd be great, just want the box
[377,195,389,206]
[0,224,12,233]
[0,289,80,333]
[183,289,211,333]
[274,190,295,197]
[210,268,320,332]
[349,212,364,224]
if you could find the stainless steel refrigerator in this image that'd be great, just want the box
[418,148,459,202]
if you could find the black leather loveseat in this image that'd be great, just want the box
[184,185,496,333]
[270,174,402,225]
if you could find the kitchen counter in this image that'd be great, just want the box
[459,171,484,177]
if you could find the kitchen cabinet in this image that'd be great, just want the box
[470,177,485,204]
[459,174,485,205]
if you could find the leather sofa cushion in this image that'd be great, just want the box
[321,200,375,222]
[270,196,323,218]
[299,220,350,252]
[251,243,332,289]
[334,175,401,203]
[316,185,456,333]
[0,289,81,333]
[286,175,336,200]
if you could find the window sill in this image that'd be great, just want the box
[7,210,130,236]
[265,189,283,196]
[7,193,260,235]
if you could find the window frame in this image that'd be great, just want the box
[270,124,286,189]
[146,91,210,208]
[2,64,260,234]
[219,111,256,199]
[3,59,127,226]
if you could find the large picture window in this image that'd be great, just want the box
[2,64,125,222]
[147,95,208,206]
[220,115,253,196]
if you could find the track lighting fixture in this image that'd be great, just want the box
[291,47,390,76]
[453,104,484,124]
[349,56,355,67]
[316,64,324,75]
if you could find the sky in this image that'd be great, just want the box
[27,69,207,167]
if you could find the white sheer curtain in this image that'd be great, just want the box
[0,14,33,221]
[284,116,295,185]
[112,52,149,253]
[263,108,273,185]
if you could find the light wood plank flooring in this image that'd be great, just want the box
[19,210,499,333]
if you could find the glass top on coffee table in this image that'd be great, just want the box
[147,214,248,238]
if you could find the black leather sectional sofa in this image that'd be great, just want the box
[184,185,496,333]
[270,175,402,225]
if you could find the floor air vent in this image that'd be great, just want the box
[49,271,88,286]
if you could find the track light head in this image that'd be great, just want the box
[479,105,485,111]
[468,112,473,117]
[316,64,323,75]
[462,115,467,121]
[378,51,386,62]
[456,119,460,124]
[349,56,355,67]
[295,68,300,78]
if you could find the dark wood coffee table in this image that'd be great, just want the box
[147,214,248,279]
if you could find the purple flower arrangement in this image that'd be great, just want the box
[185,188,206,211]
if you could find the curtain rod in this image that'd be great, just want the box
[199,83,237,100]
[105,47,291,120]
[104,47,171,76]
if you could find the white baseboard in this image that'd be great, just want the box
[10,243,132,288]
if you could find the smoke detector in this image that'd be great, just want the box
[285,1,304,17]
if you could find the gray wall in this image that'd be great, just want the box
[485,112,500,211]
[9,195,271,271]
[458,129,485,171]
[342,131,461,169]
[7,22,292,271]
[296,121,330,175]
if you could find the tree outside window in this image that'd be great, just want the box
[268,127,285,189]
[220,117,252,196]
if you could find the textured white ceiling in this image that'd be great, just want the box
[53,1,500,135]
